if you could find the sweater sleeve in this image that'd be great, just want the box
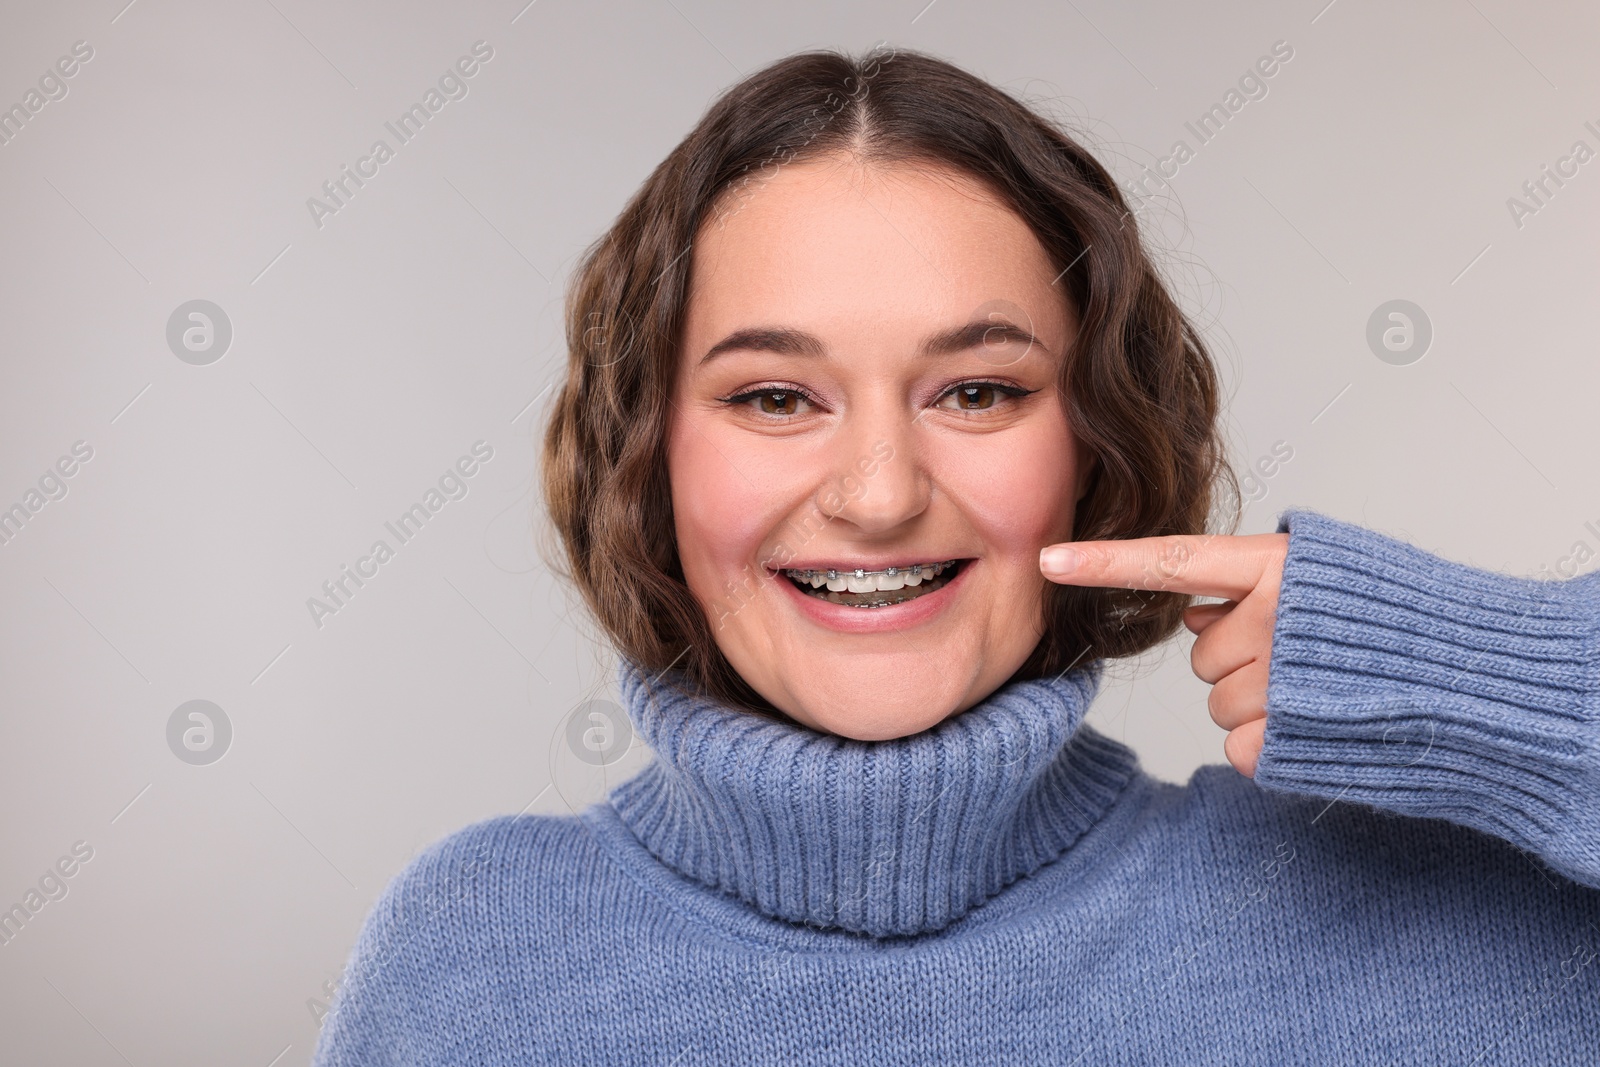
[1251,508,1600,889]
[309,886,413,1067]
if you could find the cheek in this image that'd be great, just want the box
[935,423,1079,557]
[667,416,784,585]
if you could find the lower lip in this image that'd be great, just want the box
[774,561,972,634]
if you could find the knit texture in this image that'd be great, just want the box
[1254,508,1600,887]
[312,509,1600,1066]
[609,656,1138,937]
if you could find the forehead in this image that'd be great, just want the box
[684,155,1069,344]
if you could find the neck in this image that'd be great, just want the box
[608,659,1141,938]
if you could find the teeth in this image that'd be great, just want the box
[845,571,875,593]
[781,558,964,607]
[783,559,958,583]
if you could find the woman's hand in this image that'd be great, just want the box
[1039,533,1290,777]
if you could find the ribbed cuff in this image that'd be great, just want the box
[1253,508,1600,888]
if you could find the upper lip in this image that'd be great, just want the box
[768,556,969,573]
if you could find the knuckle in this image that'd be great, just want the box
[1077,544,1114,576]
[1155,539,1190,572]
[1207,685,1229,726]
[1190,636,1224,685]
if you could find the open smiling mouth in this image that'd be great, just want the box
[780,559,966,609]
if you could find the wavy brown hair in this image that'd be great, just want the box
[541,45,1240,718]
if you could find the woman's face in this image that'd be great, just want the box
[668,154,1093,740]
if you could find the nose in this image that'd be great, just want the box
[815,408,929,535]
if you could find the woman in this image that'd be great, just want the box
[313,47,1600,1064]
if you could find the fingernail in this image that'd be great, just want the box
[1040,546,1078,574]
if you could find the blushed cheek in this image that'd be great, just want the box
[936,427,1079,564]
[668,418,783,598]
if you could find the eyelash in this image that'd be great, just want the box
[718,380,1037,419]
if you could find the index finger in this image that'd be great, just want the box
[1039,532,1279,601]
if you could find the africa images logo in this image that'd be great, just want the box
[306,41,494,229]
[305,441,495,628]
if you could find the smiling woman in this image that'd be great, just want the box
[542,46,1230,737]
[670,155,1110,738]
[312,45,1600,1067]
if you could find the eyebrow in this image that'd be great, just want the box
[697,320,1052,365]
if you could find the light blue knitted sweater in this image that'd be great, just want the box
[311,509,1600,1064]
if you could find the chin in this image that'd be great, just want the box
[784,680,967,741]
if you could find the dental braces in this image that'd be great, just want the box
[782,559,960,581]
[840,593,924,608]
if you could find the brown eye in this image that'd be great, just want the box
[758,390,801,415]
[944,384,997,410]
[720,385,816,418]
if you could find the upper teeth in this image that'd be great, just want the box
[784,560,957,593]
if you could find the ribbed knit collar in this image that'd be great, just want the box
[607,659,1141,939]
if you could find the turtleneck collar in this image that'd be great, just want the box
[606,659,1141,939]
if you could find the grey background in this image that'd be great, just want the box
[1,0,1596,1062]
